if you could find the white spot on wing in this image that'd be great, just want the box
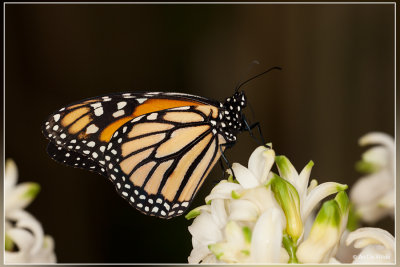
[53,114,60,122]
[136,98,147,104]
[86,124,99,134]
[169,106,190,111]
[117,101,127,109]
[91,102,102,109]
[94,107,104,116]
[147,113,157,120]
[87,141,96,147]
[112,110,125,118]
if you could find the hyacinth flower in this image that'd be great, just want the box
[350,132,394,224]
[186,145,353,263]
[5,159,56,263]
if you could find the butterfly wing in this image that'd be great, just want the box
[103,105,226,219]
[42,92,218,174]
[46,142,107,176]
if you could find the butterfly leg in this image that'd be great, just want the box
[219,158,227,179]
[242,114,266,146]
[219,142,237,180]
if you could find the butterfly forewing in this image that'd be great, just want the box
[42,92,216,172]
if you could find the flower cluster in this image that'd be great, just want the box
[186,145,394,263]
[350,132,394,223]
[5,159,56,263]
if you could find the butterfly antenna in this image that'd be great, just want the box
[234,60,260,91]
[235,66,282,92]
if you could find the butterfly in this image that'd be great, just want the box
[42,68,279,219]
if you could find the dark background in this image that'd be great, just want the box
[5,4,394,263]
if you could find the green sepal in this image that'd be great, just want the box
[314,199,341,228]
[185,208,201,220]
[231,190,241,199]
[5,234,14,251]
[23,183,41,199]
[242,226,252,243]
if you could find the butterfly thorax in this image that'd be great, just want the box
[216,91,247,143]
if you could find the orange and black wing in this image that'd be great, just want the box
[103,105,226,219]
[42,92,217,176]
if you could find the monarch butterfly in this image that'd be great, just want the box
[42,67,280,219]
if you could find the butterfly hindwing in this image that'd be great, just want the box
[103,105,226,218]
[46,142,107,176]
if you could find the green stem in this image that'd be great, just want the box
[282,233,299,263]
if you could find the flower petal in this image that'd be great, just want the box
[302,182,347,220]
[5,183,40,214]
[29,235,57,263]
[275,155,299,187]
[355,203,393,224]
[205,181,242,203]
[210,199,227,228]
[7,209,44,255]
[228,199,259,222]
[240,186,280,214]
[5,159,18,193]
[359,132,394,149]
[188,211,223,245]
[346,227,394,251]
[250,208,285,263]
[230,163,259,189]
[350,171,392,206]
[297,200,342,263]
[297,160,314,200]
[248,146,275,184]
[188,240,212,263]
[6,228,35,253]
[362,146,388,169]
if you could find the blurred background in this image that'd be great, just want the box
[5,3,394,263]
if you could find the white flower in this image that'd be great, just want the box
[187,145,348,263]
[346,227,395,263]
[350,132,394,223]
[5,159,57,263]
[296,191,349,263]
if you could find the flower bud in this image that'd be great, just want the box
[297,199,343,263]
[270,173,303,243]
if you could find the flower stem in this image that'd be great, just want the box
[282,233,299,263]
